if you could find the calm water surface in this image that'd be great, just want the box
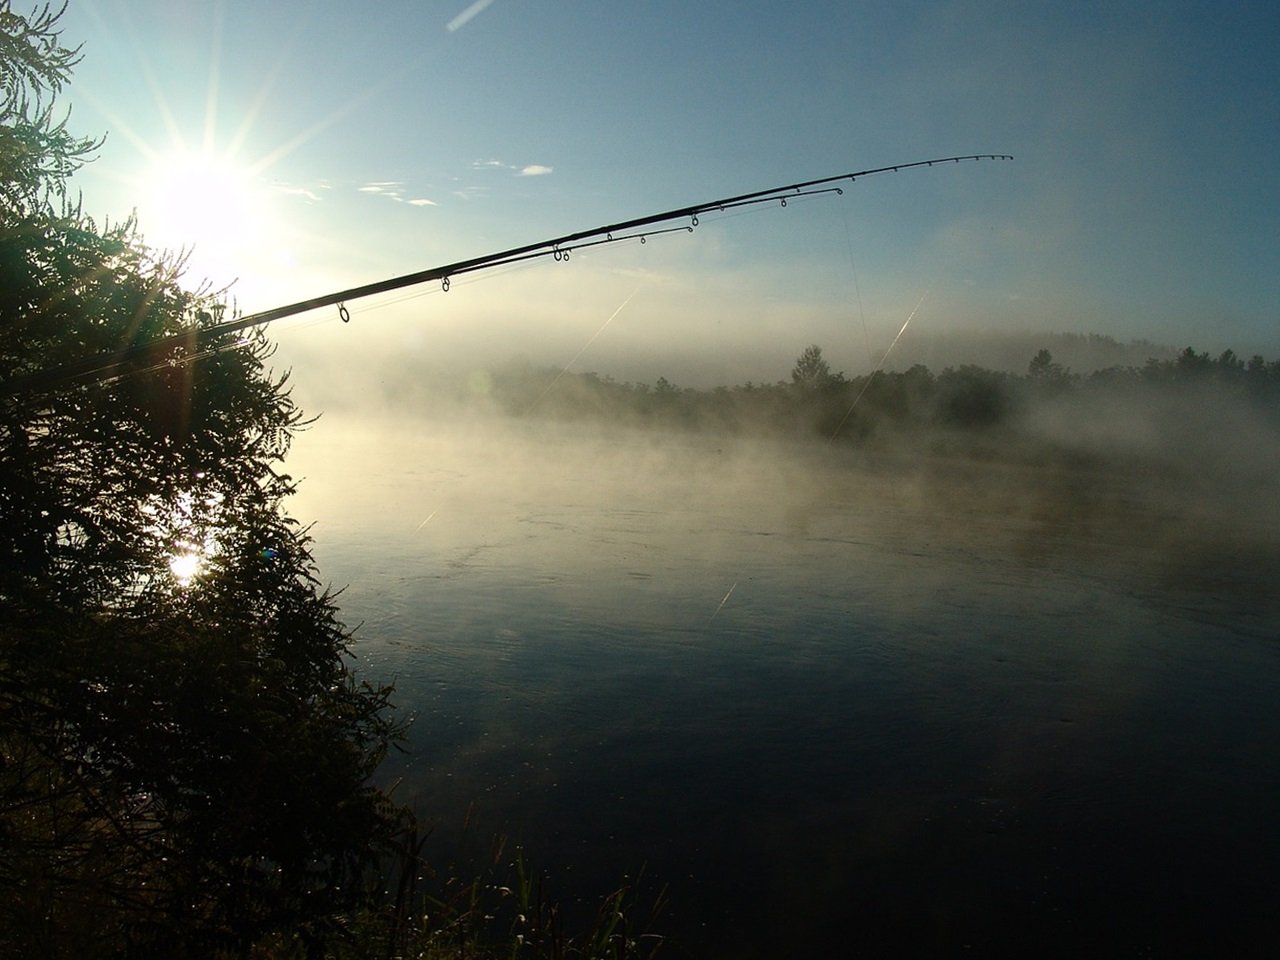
[290,418,1280,958]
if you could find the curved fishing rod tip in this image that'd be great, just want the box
[15,151,1020,395]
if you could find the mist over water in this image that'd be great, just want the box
[288,397,1280,957]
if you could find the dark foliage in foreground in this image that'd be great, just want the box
[1,5,406,956]
[347,829,668,960]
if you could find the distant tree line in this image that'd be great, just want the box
[461,344,1280,443]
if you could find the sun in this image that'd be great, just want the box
[146,149,254,246]
[140,147,284,291]
[168,549,204,586]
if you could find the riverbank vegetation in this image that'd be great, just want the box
[470,343,1278,433]
[400,342,1280,490]
[1,4,411,955]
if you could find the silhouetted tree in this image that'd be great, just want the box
[1026,348,1072,396]
[1,6,404,956]
[1214,348,1246,385]
[1174,346,1213,379]
[791,344,833,391]
[1027,348,1059,379]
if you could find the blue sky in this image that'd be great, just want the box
[56,0,1279,389]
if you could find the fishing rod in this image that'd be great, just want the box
[4,154,1011,396]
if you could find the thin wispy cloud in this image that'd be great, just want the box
[272,182,325,202]
[473,158,554,177]
[447,0,498,33]
[356,180,437,208]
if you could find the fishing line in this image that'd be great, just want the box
[88,335,253,390]
[839,198,873,364]
[827,285,932,444]
[525,286,641,414]
[688,190,835,233]
[272,248,624,371]
[338,232,651,323]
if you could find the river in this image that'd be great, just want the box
[288,415,1280,958]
